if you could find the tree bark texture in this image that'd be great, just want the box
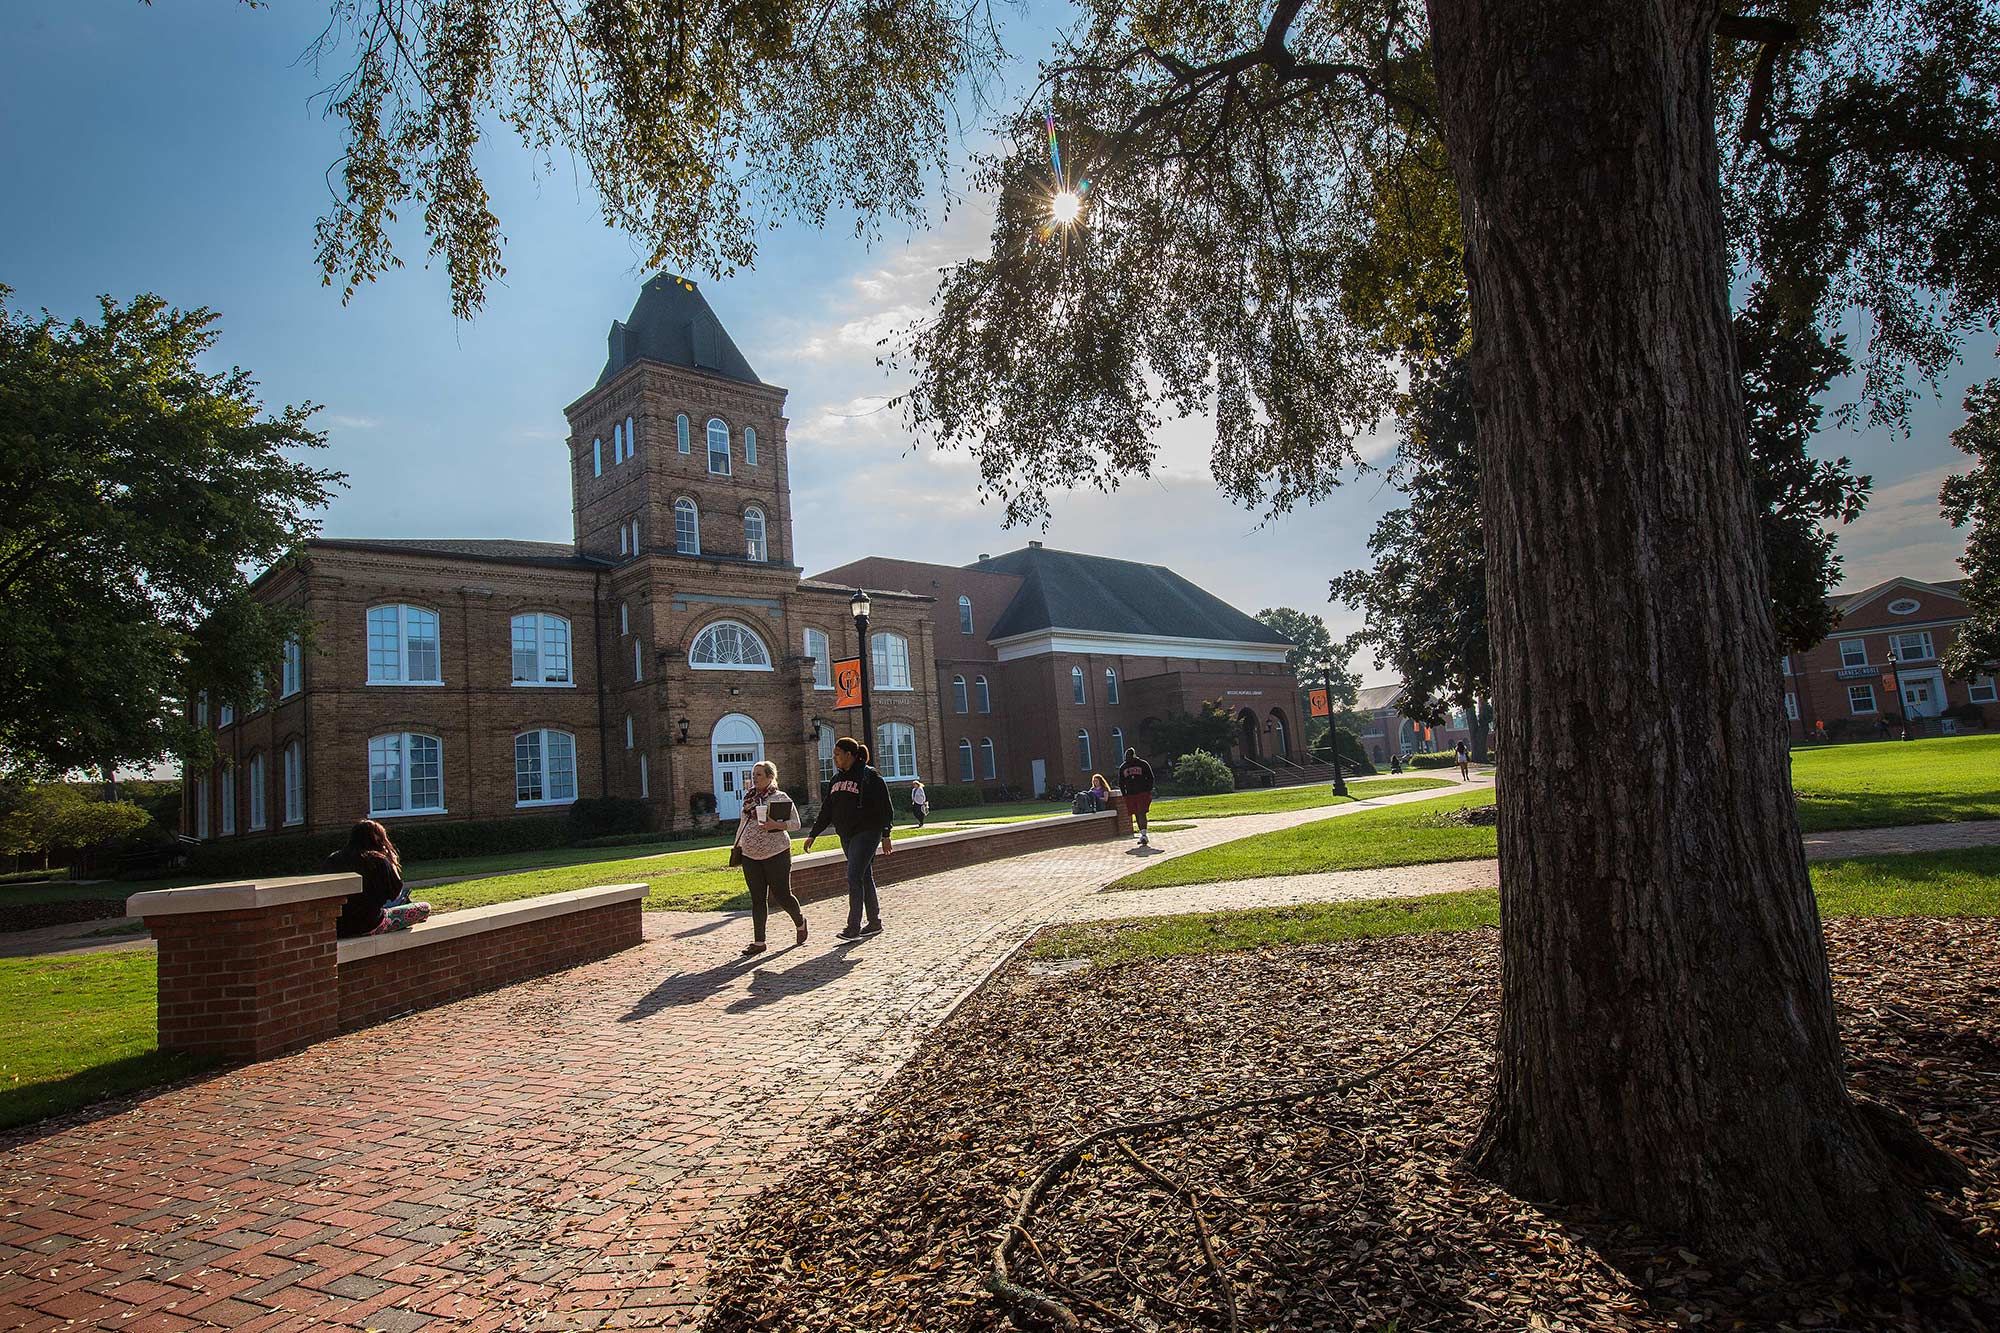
[1423,0,1948,1270]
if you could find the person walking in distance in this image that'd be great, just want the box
[731,760,806,956]
[908,775,929,827]
[1454,738,1471,781]
[803,737,894,941]
[1116,747,1155,847]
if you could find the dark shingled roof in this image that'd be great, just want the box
[312,538,602,568]
[599,274,762,387]
[968,546,1292,646]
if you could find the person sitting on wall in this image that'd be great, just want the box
[1086,773,1113,812]
[324,819,434,938]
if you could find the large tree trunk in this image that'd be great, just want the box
[1424,0,1949,1270]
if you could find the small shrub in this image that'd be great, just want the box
[897,783,982,812]
[1409,750,1460,769]
[186,816,570,879]
[1171,750,1235,795]
[567,797,652,839]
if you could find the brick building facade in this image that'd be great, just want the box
[1780,575,1994,741]
[186,277,1295,838]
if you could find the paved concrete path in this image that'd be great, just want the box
[0,783,1470,1332]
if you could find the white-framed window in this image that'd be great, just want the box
[744,506,767,562]
[628,518,641,554]
[196,691,208,727]
[690,620,773,670]
[369,732,444,816]
[875,721,918,779]
[958,595,973,635]
[819,727,837,787]
[639,752,650,798]
[1847,684,1878,715]
[624,414,636,461]
[1071,666,1086,705]
[219,702,235,728]
[1112,726,1124,758]
[745,426,758,466]
[619,602,629,635]
[193,777,209,839]
[219,765,236,836]
[1784,694,1798,721]
[1839,639,1868,668]
[515,729,578,806]
[1780,655,1791,677]
[952,675,969,713]
[511,613,574,685]
[281,637,302,698]
[367,604,442,684]
[619,523,629,556]
[677,413,691,454]
[975,675,991,713]
[1970,675,1998,704]
[1076,729,1092,771]
[1105,668,1119,703]
[707,417,731,475]
[806,628,833,689]
[633,639,644,682]
[592,437,602,477]
[282,742,303,825]
[1890,631,1936,662]
[247,752,267,830]
[624,715,636,749]
[675,498,700,554]
[980,737,996,780]
[871,632,913,690]
[958,738,975,782]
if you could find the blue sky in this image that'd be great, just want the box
[2,2,1983,685]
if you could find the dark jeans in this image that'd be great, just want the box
[913,805,927,826]
[741,850,805,942]
[840,833,883,931]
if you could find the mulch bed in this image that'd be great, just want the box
[0,899,130,935]
[703,919,1999,1331]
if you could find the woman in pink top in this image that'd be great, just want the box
[733,760,806,955]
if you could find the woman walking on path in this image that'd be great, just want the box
[731,760,806,956]
[1454,739,1471,781]
[908,776,929,827]
[803,737,894,942]
[323,819,433,938]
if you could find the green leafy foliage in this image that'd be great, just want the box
[566,797,654,840]
[1942,379,2000,677]
[900,782,983,811]
[0,287,342,779]
[1141,703,1237,769]
[1170,749,1234,794]
[0,786,152,858]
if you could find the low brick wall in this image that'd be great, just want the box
[337,887,645,1032]
[788,809,1123,905]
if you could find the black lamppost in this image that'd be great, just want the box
[1320,656,1348,796]
[849,590,875,755]
[1886,649,1909,741]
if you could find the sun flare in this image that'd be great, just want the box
[1050,190,1083,225]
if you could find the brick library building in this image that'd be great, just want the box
[186,277,1301,840]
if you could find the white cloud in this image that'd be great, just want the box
[324,413,381,430]
[1829,461,1967,588]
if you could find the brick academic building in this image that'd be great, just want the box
[185,277,1300,840]
[1780,575,1993,741]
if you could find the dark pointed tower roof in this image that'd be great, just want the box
[598,274,762,387]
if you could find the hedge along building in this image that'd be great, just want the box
[187,275,942,842]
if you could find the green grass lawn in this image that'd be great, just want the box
[1147,776,1453,821]
[1111,789,1499,891]
[1790,735,2000,831]
[1044,845,2000,967]
[0,951,217,1133]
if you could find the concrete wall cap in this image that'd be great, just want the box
[337,882,647,963]
[129,873,361,919]
[792,810,1113,867]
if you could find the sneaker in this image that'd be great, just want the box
[834,927,866,942]
[740,941,767,956]
[1139,834,1149,846]
[861,920,884,936]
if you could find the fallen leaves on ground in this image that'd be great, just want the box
[702,918,1999,1332]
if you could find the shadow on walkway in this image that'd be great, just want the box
[620,950,778,1021]
[723,951,862,1015]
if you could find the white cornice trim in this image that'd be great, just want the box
[988,628,1292,665]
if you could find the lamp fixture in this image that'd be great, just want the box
[676,715,691,744]
[849,589,871,622]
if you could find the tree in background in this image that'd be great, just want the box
[1255,607,1361,758]
[0,288,342,780]
[1140,704,1236,773]
[1943,379,2000,679]
[0,785,151,871]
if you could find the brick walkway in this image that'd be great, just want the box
[3,786,1988,1332]
[0,785,1465,1332]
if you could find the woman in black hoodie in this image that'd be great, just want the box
[803,738,893,941]
[323,820,434,937]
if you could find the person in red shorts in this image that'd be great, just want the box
[1116,747,1156,847]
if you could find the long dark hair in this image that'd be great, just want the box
[834,736,871,765]
[347,818,401,875]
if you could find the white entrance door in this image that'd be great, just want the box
[710,713,765,820]
[1031,758,1048,797]
[1901,671,1944,718]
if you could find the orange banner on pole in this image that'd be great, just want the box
[1308,687,1330,718]
[832,657,864,709]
